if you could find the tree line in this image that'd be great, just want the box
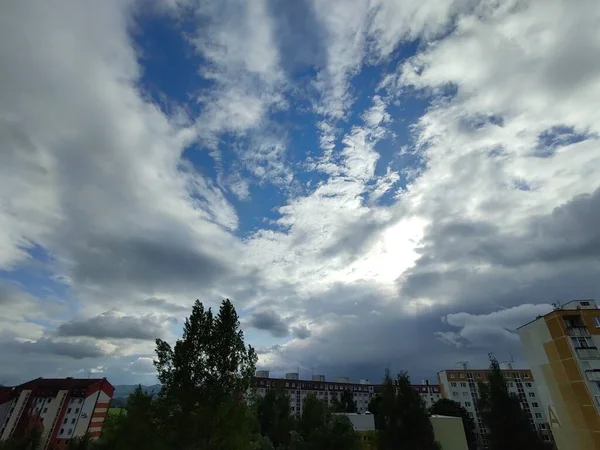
[0,299,554,450]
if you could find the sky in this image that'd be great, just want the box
[1,0,599,386]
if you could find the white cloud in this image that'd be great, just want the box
[437,304,554,348]
[2,0,600,384]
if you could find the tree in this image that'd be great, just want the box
[331,389,357,413]
[297,394,359,450]
[153,298,258,450]
[256,389,294,449]
[376,370,440,450]
[0,412,42,450]
[368,394,385,430]
[429,399,476,450]
[477,355,550,450]
[93,386,164,450]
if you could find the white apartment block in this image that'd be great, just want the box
[0,377,114,450]
[254,371,442,416]
[438,366,553,450]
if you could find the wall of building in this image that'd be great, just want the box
[255,377,441,417]
[73,391,101,438]
[0,398,15,437]
[520,310,600,450]
[431,415,469,450]
[438,368,552,449]
[1,390,30,440]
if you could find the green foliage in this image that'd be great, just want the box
[477,355,551,450]
[331,389,357,413]
[429,398,477,450]
[256,389,295,448]
[296,394,359,450]
[367,394,385,430]
[0,426,41,450]
[375,370,440,450]
[153,298,258,450]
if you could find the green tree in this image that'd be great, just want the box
[430,399,476,450]
[367,394,385,430]
[376,370,440,450]
[0,428,41,450]
[477,355,550,450]
[93,386,163,450]
[0,413,42,450]
[331,389,357,413]
[153,299,258,450]
[297,394,359,450]
[256,389,294,449]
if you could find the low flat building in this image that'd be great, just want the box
[431,415,469,450]
[0,377,114,449]
[337,413,376,449]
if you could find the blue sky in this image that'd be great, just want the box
[1,0,600,385]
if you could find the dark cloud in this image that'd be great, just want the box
[400,187,600,309]
[291,325,311,340]
[57,311,172,340]
[248,310,289,337]
[69,233,227,296]
[19,338,110,359]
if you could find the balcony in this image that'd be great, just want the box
[575,346,600,360]
[567,326,590,337]
[586,370,600,382]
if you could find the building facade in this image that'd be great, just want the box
[518,299,600,450]
[254,371,441,416]
[0,377,114,449]
[438,367,553,449]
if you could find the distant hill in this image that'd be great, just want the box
[112,384,161,399]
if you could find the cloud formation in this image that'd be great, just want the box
[1,0,599,384]
[57,311,175,340]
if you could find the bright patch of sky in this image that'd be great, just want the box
[1,0,600,385]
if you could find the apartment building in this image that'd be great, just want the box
[0,377,114,449]
[254,371,441,416]
[518,299,600,450]
[438,366,553,449]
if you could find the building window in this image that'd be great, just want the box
[70,399,74,404]
[463,392,469,396]
[63,418,67,424]
[460,382,467,387]
[449,374,456,379]
[523,373,530,379]
[60,428,64,434]
[539,424,546,430]
[71,419,76,424]
[452,392,459,397]
[528,393,535,398]
[285,382,289,387]
[572,337,592,348]
[43,408,48,413]
[535,413,542,419]
[465,402,471,407]
[526,383,532,387]
[476,373,482,378]
[451,382,457,387]
[532,402,539,407]
[78,398,82,404]
[67,408,71,413]
[47,399,52,404]
[581,301,591,306]
[68,429,72,434]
